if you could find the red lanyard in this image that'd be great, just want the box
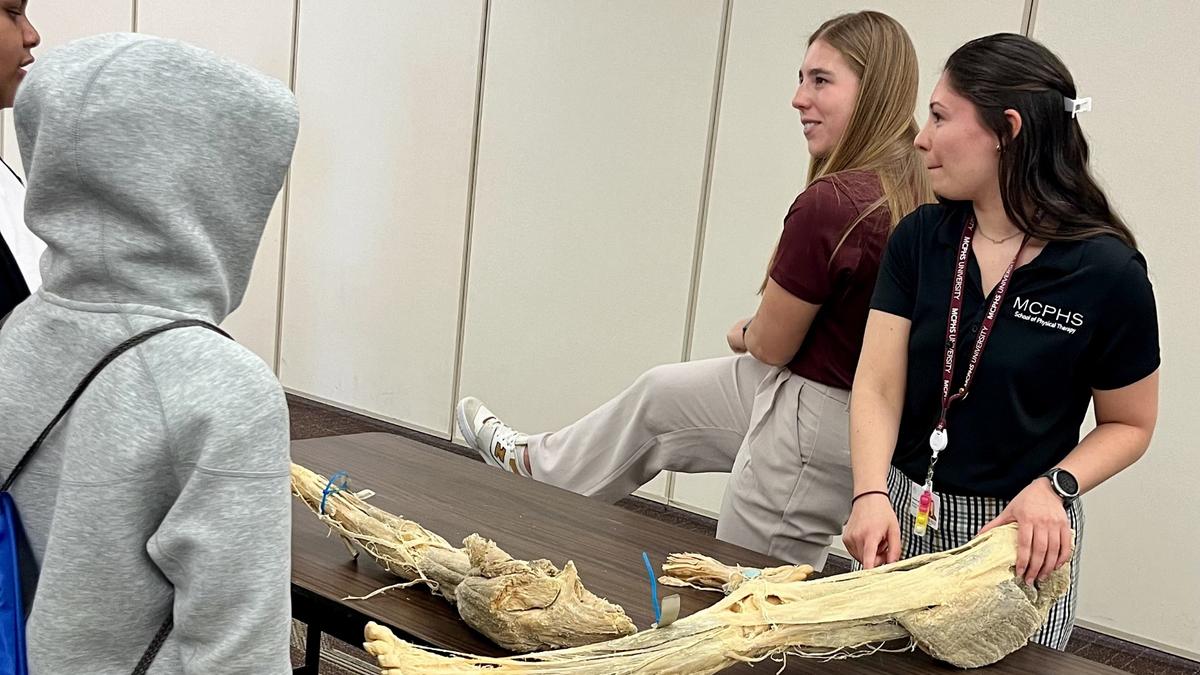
[913,217,1027,537]
[924,218,1028,484]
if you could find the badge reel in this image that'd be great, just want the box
[913,429,947,537]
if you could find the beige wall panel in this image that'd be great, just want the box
[1033,0,1199,657]
[280,1,484,436]
[456,0,725,482]
[671,471,725,517]
[635,472,669,504]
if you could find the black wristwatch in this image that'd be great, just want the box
[1040,468,1080,505]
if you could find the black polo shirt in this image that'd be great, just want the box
[871,203,1160,499]
[0,232,29,320]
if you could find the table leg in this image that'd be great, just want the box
[294,620,323,674]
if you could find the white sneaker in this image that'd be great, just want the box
[456,397,531,477]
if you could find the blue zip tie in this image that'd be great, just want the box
[320,471,350,515]
[641,551,661,625]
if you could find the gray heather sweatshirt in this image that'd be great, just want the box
[0,33,298,673]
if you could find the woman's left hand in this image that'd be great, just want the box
[978,478,1073,586]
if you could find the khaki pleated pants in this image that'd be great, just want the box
[525,354,853,569]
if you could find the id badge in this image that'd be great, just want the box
[908,480,940,531]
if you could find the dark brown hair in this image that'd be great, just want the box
[943,33,1136,248]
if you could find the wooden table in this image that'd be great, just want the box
[290,433,1121,674]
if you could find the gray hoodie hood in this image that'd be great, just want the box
[0,34,298,673]
[15,32,298,322]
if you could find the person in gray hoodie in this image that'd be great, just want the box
[0,33,298,673]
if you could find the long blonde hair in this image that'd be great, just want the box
[762,11,932,291]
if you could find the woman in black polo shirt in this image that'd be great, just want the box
[0,235,29,320]
[843,33,1159,650]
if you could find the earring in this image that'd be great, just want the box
[995,143,1001,151]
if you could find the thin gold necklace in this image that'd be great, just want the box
[975,226,1022,245]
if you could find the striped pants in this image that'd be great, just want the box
[853,465,1084,650]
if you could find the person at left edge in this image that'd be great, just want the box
[0,0,43,320]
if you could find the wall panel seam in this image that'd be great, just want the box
[669,0,733,508]
[448,0,492,438]
[680,0,734,365]
[273,0,302,375]
[1021,0,1039,35]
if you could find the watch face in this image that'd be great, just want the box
[1055,470,1079,497]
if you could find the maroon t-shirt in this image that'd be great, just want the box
[768,170,890,390]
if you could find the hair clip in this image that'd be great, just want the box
[1064,96,1092,119]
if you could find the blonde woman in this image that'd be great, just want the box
[459,11,931,568]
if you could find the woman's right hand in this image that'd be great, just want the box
[843,493,902,569]
[726,317,750,354]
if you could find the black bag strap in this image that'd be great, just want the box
[132,617,174,675]
[0,318,230,672]
[1,319,229,490]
